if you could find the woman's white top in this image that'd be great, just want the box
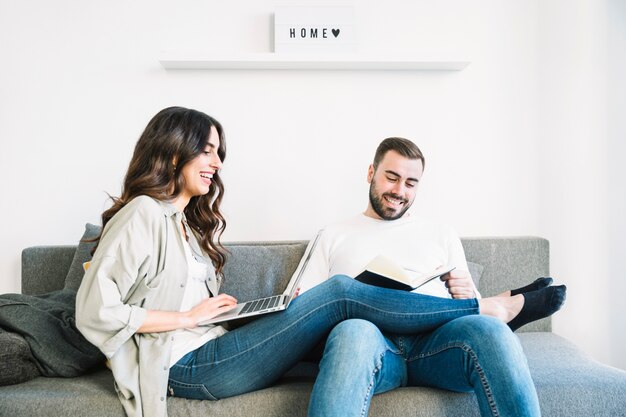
[169,238,228,367]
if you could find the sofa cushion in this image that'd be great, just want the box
[467,261,483,288]
[64,223,101,291]
[519,332,626,416]
[221,242,308,302]
[2,333,624,417]
[0,329,40,386]
[220,243,482,301]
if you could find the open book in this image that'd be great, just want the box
[355,255,455,291]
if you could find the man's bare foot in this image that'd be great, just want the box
[479,295,524,322]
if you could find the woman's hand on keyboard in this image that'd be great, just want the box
[187,294,238,327]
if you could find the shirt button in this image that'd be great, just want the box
[161,397,165,401]
[180,283,185,287]
[163,366,167,370]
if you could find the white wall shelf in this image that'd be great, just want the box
[158,54,470,71]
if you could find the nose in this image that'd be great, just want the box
[211,153,223,170]
[390,182,405,196]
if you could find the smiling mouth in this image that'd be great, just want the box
[200,172,214,185]
[383,194,405,207]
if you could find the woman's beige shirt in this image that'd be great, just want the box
[76,196,220,417]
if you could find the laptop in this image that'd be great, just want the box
[199,231,322,325]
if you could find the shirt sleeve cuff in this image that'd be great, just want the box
[101,305,148,358]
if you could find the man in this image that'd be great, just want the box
[298,137,565,417]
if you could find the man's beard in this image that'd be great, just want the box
[368,182,411,220]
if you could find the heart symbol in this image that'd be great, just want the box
[332,29,340,38]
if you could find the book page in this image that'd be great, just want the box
[362,255,413,285]
[407,266,456,288]
[362,255,455,289]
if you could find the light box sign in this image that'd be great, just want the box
[274,6,356,53]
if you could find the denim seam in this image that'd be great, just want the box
[361,350,385,417]
[172,299,478,369]
[407,343,499,417]
[397,337,405,356]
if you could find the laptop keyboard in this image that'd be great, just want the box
[240,295,283,314]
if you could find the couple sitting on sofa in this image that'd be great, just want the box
[1,106,566,417]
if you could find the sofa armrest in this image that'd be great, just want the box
[462,236,551,332]
[21,246,76,295]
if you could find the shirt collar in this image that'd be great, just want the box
[359,212,414,225]
[157,199,181,218]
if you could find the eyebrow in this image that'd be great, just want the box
[385,169,419,183]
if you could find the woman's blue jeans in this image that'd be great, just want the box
[168,276,476,396]
[168,275,538,416]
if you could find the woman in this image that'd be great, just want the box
[76,107,562,417]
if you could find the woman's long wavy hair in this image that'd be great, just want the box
[95,106,228,274]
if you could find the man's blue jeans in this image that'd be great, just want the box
[168,275,478,400]
[309,317,540,417]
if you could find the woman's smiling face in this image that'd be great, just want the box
[174,126,222,210]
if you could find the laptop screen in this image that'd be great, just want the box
[282,230,322,299]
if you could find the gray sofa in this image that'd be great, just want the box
[1,235,626,417]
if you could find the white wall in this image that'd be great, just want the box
[0,0,623,370]
[537,0,626,370]
[607,0,626,372]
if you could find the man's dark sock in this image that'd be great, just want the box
[508,285,567,332]
[510,277,553,296]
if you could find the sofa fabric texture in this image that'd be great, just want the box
[0,329,40,386]
[0,289,104,379]
[64,223,101,291]
[2,232,626,417]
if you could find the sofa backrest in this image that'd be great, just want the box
[220,241,308,303]
[21,236,550,332]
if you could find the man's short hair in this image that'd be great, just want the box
[373,137,425,170]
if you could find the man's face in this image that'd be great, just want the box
[365,150,423,220]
